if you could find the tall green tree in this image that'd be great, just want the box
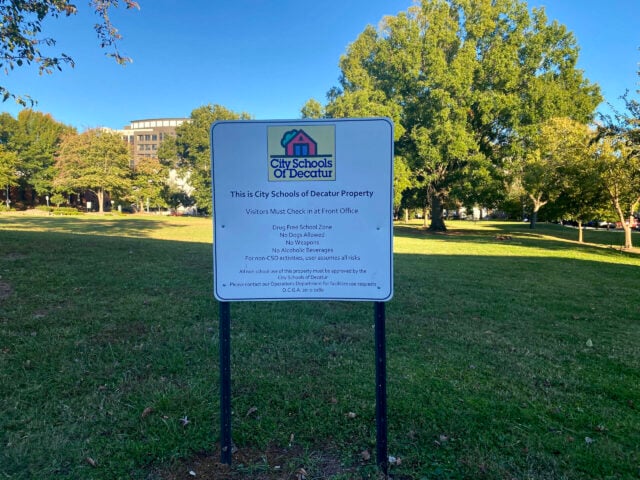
[531,117,608,241]
[393,155,413,220]
[0,145,19,207]
[0,113,17,143]
[130,156,168,212]
[157,135,193,209]
[174,104,251,214]
[10,109,73,199]
[596,71,640,249]
[520,119,568,229]
[300,98,325,119]
[157,135,180,169]
[1,0,139,104]
[326,0,601,231]
[592,135,640,249]
[0,113,17,207]
[53,129,131,213]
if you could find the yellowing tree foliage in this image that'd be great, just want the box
[53,129,131,213]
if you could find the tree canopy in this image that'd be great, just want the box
[1,0,139,104]
[531,117,608,241]
[173,104,251,214]
[10,109,74,194]
[326,0,602,230]
[53,128,131,212]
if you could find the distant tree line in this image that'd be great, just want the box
[0,104,250,215]
[1,0,639,248]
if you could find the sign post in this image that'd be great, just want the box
[211,118,393,471]
[219,301,232,464]
[374,301,388,474]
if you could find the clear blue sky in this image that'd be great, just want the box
[1,0,638,130]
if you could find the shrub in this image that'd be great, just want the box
[52,207,82,216]
[50,193,66,207]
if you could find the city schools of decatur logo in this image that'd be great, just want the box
[268,125,335,181]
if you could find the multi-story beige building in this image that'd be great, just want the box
[118,118,188,165]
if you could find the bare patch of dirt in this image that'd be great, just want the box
[152,444,365,480]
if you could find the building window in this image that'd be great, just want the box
[138,135,144,141]
[152,134,158,141]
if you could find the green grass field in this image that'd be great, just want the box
[1,213,638,479]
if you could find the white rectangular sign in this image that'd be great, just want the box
[210,118,393,301]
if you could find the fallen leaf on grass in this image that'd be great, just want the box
[180,416,190,427]
[346,412,357,419]
[361,450,371,461]
[245,406,258,417]
[85,457,98,468]
[141,407,154,418]
[295,467,308,480]
[586,339,593,347]
[585,437,594,444]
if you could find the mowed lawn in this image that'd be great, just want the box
[0,213,638,479]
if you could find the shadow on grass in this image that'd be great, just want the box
[394,221,639,255]
[0,214,193,239]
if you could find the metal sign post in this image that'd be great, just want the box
[219,301,232,464]
[374,301,388,474]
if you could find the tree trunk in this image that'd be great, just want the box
[528,194,547,230]
[577,220,583,243]
[97,189,105,213]
[428,194,447,232]
[611,197,633,249]
[422,205,428,228]
[403,208,409,223]
[623,225,633,250]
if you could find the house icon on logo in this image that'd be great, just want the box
[280,129,317,157]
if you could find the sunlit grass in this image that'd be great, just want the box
[0,211,213,243]
[0,214,638,479]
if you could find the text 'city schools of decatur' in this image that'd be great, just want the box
[230,189,374,199]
